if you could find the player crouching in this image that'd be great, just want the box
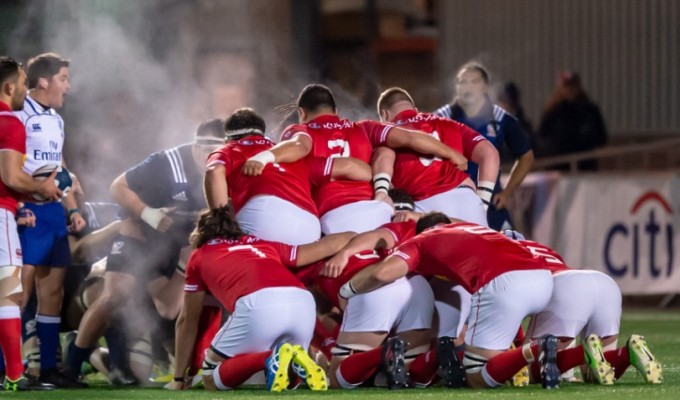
[170,207,355,392]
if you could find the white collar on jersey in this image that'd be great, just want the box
[25,95,52,115]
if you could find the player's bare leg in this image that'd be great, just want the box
[1,268,55,391]
[329,331,387,389]
[67,271,136,380]
[19,264,35,309]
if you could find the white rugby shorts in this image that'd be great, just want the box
[236,195,321,245]
[210,287,316,358]
[430,278,472,338]
[465,269,553,350]
[321,200,393,235]
[0,209,22,268]
[340,275,434,334]
[415,186,488,227]
[526,269,621,339]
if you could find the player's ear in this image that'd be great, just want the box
[297,107,305,123]
[37,77,49,90]
[379,109,387,122]
[1,81,12,97]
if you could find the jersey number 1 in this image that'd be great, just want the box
[228,245,266,258]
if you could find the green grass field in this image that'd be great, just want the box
[5,309,679,400]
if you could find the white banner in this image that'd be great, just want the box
[530,173,680,295]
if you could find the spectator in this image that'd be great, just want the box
[498,82,533,140]
[537,70,607,171]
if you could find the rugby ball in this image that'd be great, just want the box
[31,164,72,201]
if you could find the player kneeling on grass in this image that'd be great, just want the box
[503,231,663,386]
[340,220,592,390]
[170,207,355,392]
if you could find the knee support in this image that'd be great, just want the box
[463,351,489,375]
[330,343,373,358]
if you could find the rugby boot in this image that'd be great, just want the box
[627,334,662,384]
[583,334,615,385]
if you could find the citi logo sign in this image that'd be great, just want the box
[604,191,674,278]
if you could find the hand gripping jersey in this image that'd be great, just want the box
[206,135,318,216]
[294,221,417,307]
[15,96,64,175]
[0,101,26,213]
[389,110,486,200]
[392,222,551,293]
[184,235,305,313]
[281,115,393,216]
[297,250,383,309]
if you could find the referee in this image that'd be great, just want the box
[435,62,534,231]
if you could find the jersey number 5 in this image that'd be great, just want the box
[525,246,564,264]
[419,131,442,166]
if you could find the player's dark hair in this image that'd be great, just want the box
[195,118,225,139]
[26,52,70,89]
[190,206,244,248]
[388,188,415,212]
[0,56,21,85]
[224,108,266,140]
[296,83,336,113]
[377,87,415,115]
[456,62,490,84]
[416,212,451,234]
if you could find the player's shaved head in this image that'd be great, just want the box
[190,206,245,248]
[0,56,22,85]
[26,52,70,89]
[225,108,266,140]
[377,87,415,115]
[297,83,336,114]
[416,211,451,234]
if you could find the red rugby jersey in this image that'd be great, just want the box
[184,235,305,313]
[0,101,26,213]
[207,135,318,216]
[281,115,393,216]
[392,222,550,293]
[390,110,486,200]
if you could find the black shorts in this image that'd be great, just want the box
[106,224,190,281]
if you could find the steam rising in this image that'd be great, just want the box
[6,0,379,200]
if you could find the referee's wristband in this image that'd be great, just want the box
[339,281,358,299]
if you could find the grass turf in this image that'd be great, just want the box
[5,309,679,399]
